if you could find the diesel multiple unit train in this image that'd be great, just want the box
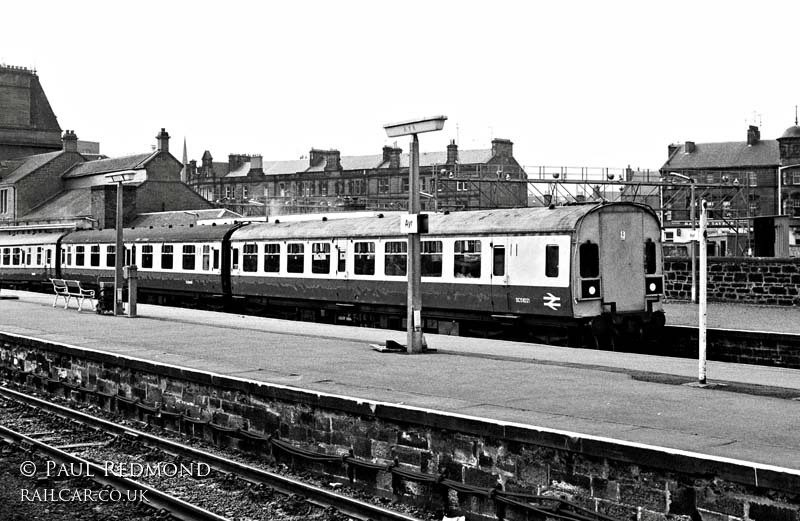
[0,202,665,344]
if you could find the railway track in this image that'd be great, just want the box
[0,385,423,521]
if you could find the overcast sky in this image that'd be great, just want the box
[3,1,799,171]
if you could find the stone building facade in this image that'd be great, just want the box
[186,139,528,216]
[0,65,62,160]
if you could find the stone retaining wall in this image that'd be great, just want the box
[1,334,798,521]
[664,257,800,306]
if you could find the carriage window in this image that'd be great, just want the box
[421,240,442,277]
[545,245,559,277]
[26,248,32,265]
[243,243,258,272]
[182,245,196,270]
[213,248,220,270]
[36,247,43,266]
[287,243,304,273]
[264,244,280,272]
[75,245,85,266]
[141,245,154,269]
[579,241,599,278]
[644,239,657,275]
[454,240,481,278]
[90,245,101,267]
[312,243,331,274]
[493,245,505,277]
[384,241,407,276]
[161,245,173,270]
[66,246,73,266]
[337,246,347,272]
[126,246,133,265]
[46,248,52,266]
[2,248,9,265]
[106,245,115,267]
[354,242,375,275]
[202,245,211,271]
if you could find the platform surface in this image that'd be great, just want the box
[664,301,800,335]
[0,291,798,471]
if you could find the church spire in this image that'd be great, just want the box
[180,137,188,183]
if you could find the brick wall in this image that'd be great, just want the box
[1,335,798,521]
[665,257,800,306]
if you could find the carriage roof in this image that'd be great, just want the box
[230,202,657,242]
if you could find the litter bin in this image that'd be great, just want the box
[98,282,114,314]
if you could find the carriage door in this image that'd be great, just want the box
[333,239,353,303]
[490,237,511,314]
[599,211,644,312]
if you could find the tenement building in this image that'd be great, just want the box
[661,124,800,256]
[186,139,527,216]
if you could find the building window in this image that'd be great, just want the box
[319,182,328,196]
[384,241,407,276]
[748,172,757,187]
[793,173,800,185]
[90,245,101,267]
[312,242,330,274]
[545,245,559,277]
[401,178,409,193]
[454,240,481,278]
[0,189,8,215]
[161,245,173,270]
[354,242,375,275]
[105,245,115,267]
[335,181,344,195]
[242,185,249,199]
[141,245,154,269]
[225,186,233,199]
[264,243,280,272]
[456,181,469,192]
[287,243,304,273]
[378,178,389,194]
[182,245,196,270]
[242,243,258,272]
[421,240,442,277]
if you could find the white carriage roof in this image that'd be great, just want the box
[231,203,646,241]
[0,232,67,246]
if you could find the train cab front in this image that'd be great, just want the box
[572,203,666,348]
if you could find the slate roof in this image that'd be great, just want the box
[62,152,156,178]
[21,189,92,220]
[225,161,252,177]
[661,141,779,171]
[255,148,495,177]
[130,209,241,228]
[0,151,65,184]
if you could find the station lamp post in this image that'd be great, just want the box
[106,172,135,316]
[384,116,447,353]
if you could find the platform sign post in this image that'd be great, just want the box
[698,199,708,385]
[384,116,447,353]
[107,171,136,317]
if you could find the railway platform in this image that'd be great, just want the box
[0,290,797,474]
[663,301,800,335]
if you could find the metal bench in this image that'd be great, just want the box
[50,278,96,312]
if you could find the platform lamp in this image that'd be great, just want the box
[383,116,447,353]
[106,171,136,316]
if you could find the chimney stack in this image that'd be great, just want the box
[685,141,696,153]
[447,139,458,165]
[62,130,78,153]
[156,128,170,153]
[747,125,760,146]
[251,154,263,171]
[491,138,513,158]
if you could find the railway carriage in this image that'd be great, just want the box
[228,202,665,341]
[0,232,62,289]
[59,225,239,304]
